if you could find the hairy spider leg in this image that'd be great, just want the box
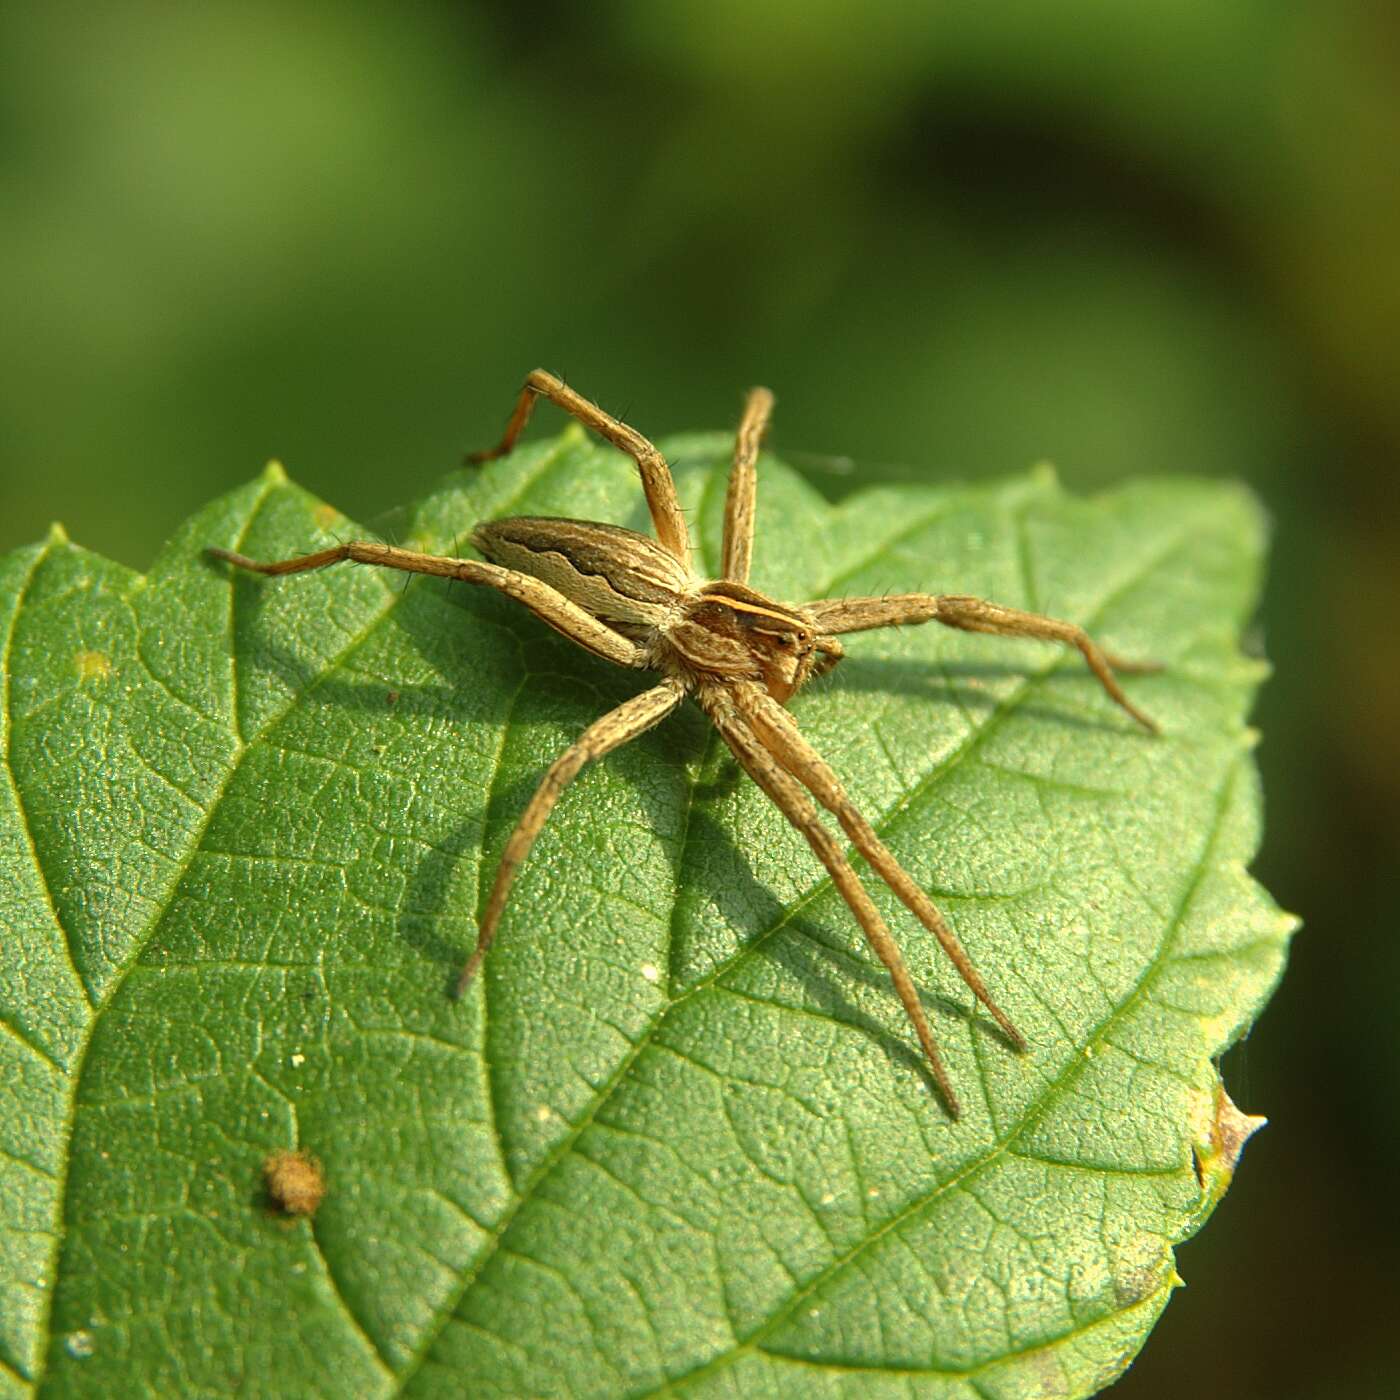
[805,593,1159,732]
[206,540,646,669]
[454,680,685,997]
[720,386,775,586]
[702,689,965,1116]
[737,682,1025,1050]
[471,368,692,566]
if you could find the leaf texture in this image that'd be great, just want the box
[0,430,1292,1397]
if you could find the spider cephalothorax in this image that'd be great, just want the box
[210,369,1157,1115]
[666,585,835,702]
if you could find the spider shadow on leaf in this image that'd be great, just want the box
[819,656,1151,736]
[388,575,697,979]
[676,796,1003,1092]
[747,915,993,1085]
[217,560,666,972]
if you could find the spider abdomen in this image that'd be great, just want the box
[472,516,691,634]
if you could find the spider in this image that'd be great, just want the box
[209,370,1158,1116]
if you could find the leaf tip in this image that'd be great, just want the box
[261,459,289,487]
[1028,459,1060,490]
[46,519,70,546]
[1191,1083,1267,1206]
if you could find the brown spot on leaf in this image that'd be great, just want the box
[263,1149,325,1217]
[1025,1348,1070,1398]
[312,502,341,531]
[1114,1260,1164,1309]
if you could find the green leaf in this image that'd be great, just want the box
[1,428,1292,1398]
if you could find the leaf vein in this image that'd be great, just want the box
[1,539,90,1014]
[0,1015,64,1076]
[306,1214,396,1386]
[748,1273,1169,1381]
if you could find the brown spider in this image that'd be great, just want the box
[209,370,1157,1116]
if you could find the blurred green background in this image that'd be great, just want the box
[2,3,1396,1394]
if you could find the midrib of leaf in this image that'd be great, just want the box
[20,429,584,1388]
[392,481,1227,1392]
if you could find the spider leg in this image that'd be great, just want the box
[701,691,963,1116]
[805,592,1159,732]
[208,540,645,669]
[469,368,691,566]
[737,685,1026,1053]
[720,386,775,585]
[455,680,685,997]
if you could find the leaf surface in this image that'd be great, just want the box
[0,429,1292,1398]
